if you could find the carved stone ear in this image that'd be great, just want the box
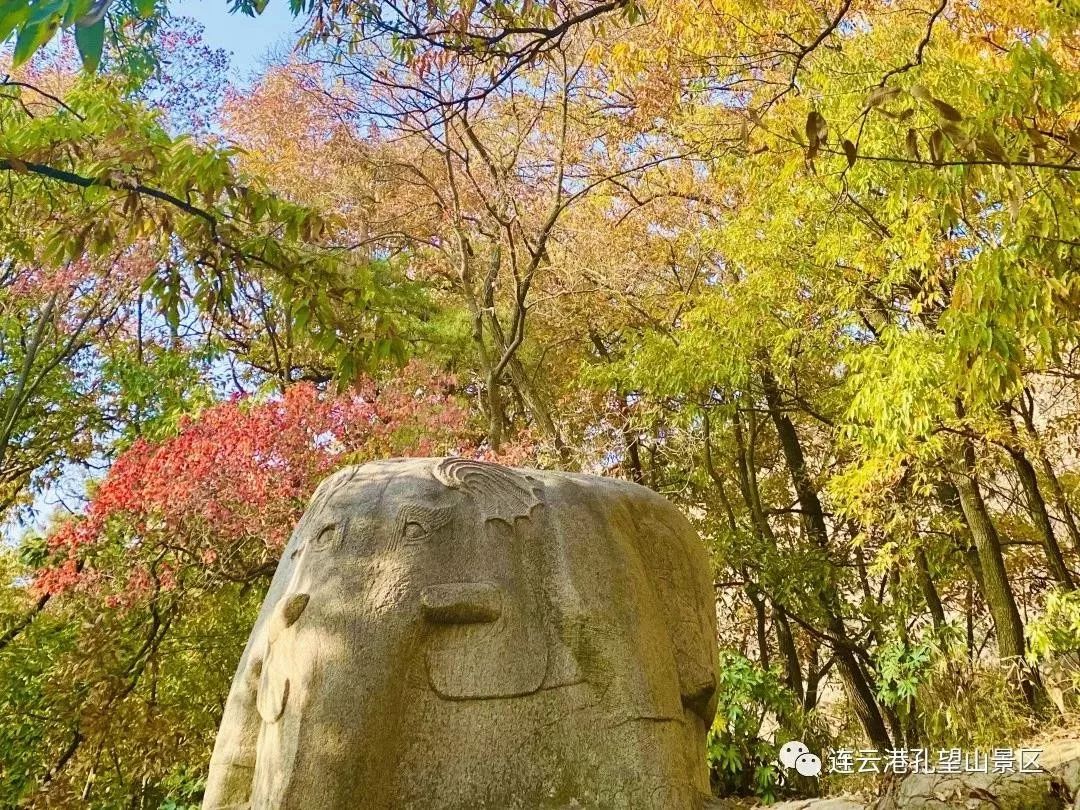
[432,458,543,525]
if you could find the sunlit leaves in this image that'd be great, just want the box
[12,19,58,68]
[0,75,413,377]
[0,2,31,42]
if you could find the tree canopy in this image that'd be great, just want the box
[2,0,1080,805]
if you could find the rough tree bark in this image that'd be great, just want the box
[949,431,1048,712]
[760,368,892,749]
[726,409,807,699]
[914,548,946,630]
[1018,390,1080,554]
[1007,443,1075,589]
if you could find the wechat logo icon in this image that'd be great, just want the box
[779,740,822,778]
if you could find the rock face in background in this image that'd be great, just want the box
[203,458,719,809]
[704,739,1080,809]
[870,739,1080,810]
[875,769,1069,810]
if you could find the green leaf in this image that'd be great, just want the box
[63,0,95,26]
[293,302,311,331]
[0,3,30,42]
[135,0,155,18]
[74,17,105,72]
[12,18,59,67]
[27,0,66,25]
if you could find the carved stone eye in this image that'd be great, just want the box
[402,521,428,542]
[396,505,449,546]
[311,524,338,552]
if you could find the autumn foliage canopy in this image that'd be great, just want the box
[3,0,1080,806]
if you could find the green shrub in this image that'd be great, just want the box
[707,650,824,803]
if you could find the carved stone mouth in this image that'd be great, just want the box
[422,581,547,699]
[420,582,503,625]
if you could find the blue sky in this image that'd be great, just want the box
[171,0,302,75]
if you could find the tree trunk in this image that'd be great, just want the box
[950,439,1047,711]
[732,409,777,546]
[747,583,770,671]
[1018,391,1080,554]
[773,603,804,703]
[1039,454,1080,554]
[760,368,892,749]
[803,644,821,713]
[951,457,1024,659]
[938,479,986,591]
[966,578,975,662]
[1008,444,1074,588]
[507,354,568,459]
[914,548,946,630]
[828,614,893,750]
[591,331,643,482]
[722,409,809,703]
[485,368,504,451]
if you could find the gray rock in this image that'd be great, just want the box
[706,740,1080,810]
[705,799,866,810]
[877,761,1070,809]
[204,457,719,809]
[1039,739,1080,799]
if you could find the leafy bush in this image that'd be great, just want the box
[707,650,823,802]
[157,766,204,809]
[915,654,1036,749]
[1028,589,1080,710]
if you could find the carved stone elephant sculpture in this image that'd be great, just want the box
[203,457,718,809]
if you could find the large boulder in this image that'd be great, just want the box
[203,458,719,809]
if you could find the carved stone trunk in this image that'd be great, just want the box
[203,458,719,810]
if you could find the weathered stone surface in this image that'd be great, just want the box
[875,755,1073,810]
[1039,739,1080,801]
[204,457,719,810]
[706,739,1080,810]
[705,799,866,809]
[885,771,1065,809]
